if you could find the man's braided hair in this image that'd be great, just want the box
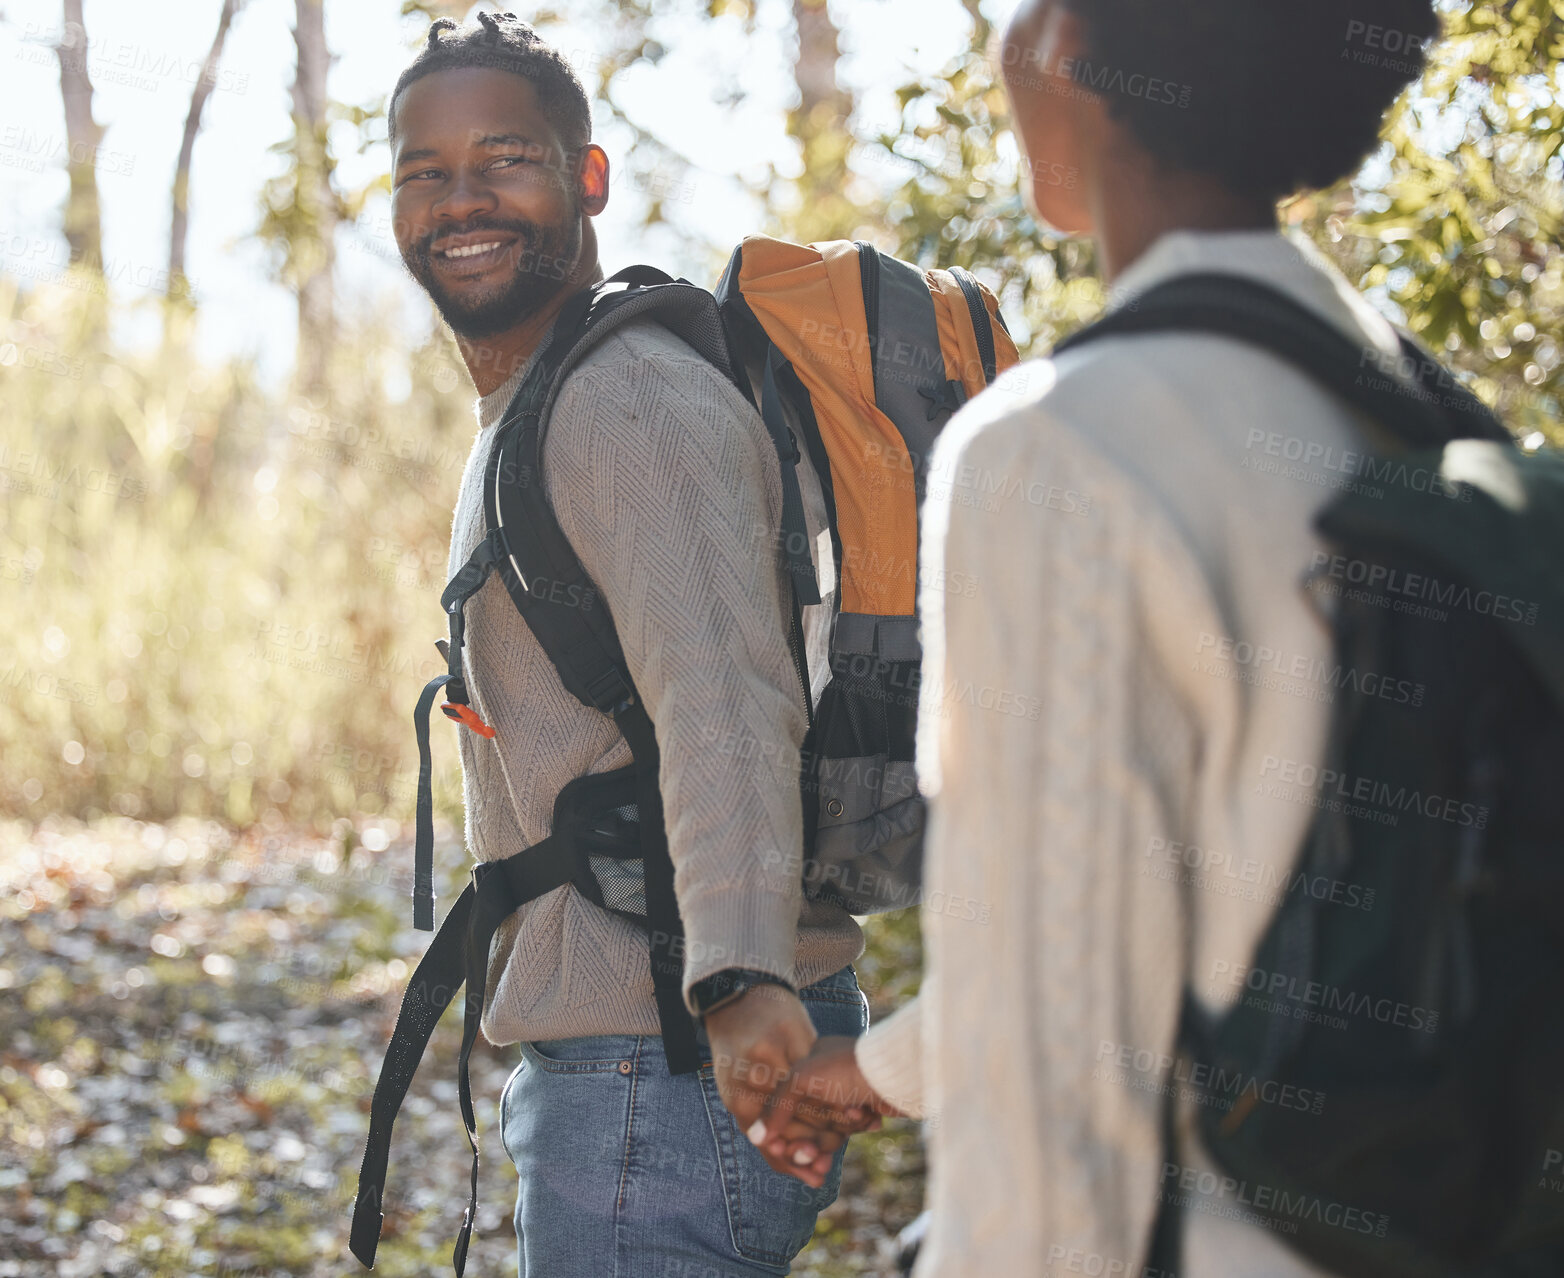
[389,11,591,150]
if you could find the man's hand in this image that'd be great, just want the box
[704,983,818,1180]
[756,1035,903,1186]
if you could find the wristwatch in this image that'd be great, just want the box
[688,967,795,1019]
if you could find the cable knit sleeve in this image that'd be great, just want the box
[904,379,1197,1278]
[543,324,807,1002]
[854,996,926,1119]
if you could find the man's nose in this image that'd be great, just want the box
[434,167,497,223]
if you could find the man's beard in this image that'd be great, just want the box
[403,213,582,340]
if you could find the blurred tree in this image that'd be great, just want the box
[259,0,340,394]
[54,0,103,280]
[1306,0,1564,440]
[169,0,247,308]
[782,0,855,241]
[293,0,336,390]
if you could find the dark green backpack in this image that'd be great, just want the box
[1058,274,1564,1278]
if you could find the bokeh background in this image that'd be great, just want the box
[1,0,1560,1273]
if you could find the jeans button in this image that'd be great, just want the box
[618,1060,632,1075]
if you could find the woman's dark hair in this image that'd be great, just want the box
[1059,0,1440,201]
[389,11,591,150]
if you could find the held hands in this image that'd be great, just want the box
[704,985,903,1189]
[704,983,824,1183]
[751,1035,902,1186]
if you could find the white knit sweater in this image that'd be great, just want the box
[855,230,1393,1278]
[451,316,861,1045]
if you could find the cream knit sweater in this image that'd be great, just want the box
[451,315,861,1046]
[856,230,1392,1278]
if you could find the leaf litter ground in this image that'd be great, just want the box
[0,818,926,1277]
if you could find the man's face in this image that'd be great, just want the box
[391,67,591,339]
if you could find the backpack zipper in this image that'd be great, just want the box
[950,267,997,383]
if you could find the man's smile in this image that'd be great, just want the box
[427,230,522,274]
[441,241,505,259]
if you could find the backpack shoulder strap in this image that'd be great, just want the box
[484,271,745,712]
[1052,271,1510,449]
[484,272,744,1078]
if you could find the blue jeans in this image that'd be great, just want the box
[498,966,869,1277]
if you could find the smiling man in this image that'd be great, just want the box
[380,11,867,1277]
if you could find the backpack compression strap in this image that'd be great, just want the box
[1052,272,1510,450]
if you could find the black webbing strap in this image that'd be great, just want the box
[613,701,702,1075]
[350,879,473,1268]
[1052,272,1509,450]
[350,836,577,1272]
[413,529,508,932]
[451,842,576,1273]
[481,305,642,716]
[760,344,822,606]
[412,674,454,933]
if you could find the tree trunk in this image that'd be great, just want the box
[169,0,245,304]
[292,0,335,392]
[788,0,854,240]
[55,0,104,274]
[792,0,848,121]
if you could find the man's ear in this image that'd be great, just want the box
[577,143,610,215]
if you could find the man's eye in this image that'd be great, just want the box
[490,155,532,170]
[401,169,442,183]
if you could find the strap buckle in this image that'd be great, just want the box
[584,667,633,714]
[441,702,496,738]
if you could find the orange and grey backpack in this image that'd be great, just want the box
[351,238,1018,1273]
